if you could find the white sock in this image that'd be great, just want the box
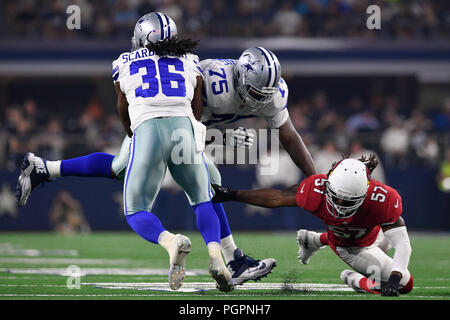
[46,160,61,179]
[158,231,178,264]
[220,235,238,264]
[312,232,324,248]
[207,241,223,261]
[158,231,176,249]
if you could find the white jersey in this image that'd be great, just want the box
[112,49,203,131]
[200,59,289,129]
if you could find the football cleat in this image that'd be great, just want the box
[16,152,50,207]
[227,248,277,285]
[168,234,191,290]
[296,229,325,264]
[209,257,234,292]
[341,269,382,295]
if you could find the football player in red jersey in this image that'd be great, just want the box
[212,155,414,296]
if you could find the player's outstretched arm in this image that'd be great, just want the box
[212,184,299,208]
[114,82,132,137]
[381,217,412,296]
[278,117,316,177]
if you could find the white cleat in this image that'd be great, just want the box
[340,269,366,293]
[296,229,324,264]
[168,234,191,290]
[209,257,234,292]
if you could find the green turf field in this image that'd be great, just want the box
[0,231,449,300]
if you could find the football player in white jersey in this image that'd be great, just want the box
[16,14,317,287]
[114,13,238,292]
[17,12,234,292]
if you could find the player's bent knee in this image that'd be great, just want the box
[111,157,127,181]
[189,194,213,207]
[399,274,414,294]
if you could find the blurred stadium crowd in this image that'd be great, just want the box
[1,0,449,41]
[1,91,449,180]
[0,0,449,197]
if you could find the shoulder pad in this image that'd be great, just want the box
[261,77,289,116]
[199,59,216,72]
[258,78,289,128]
[184,53,200,64]
[200,58,236,73]
[296,174,327,213]
[367,181,403,225]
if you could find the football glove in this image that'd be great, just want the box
[223,127,255,149]
[381,273,401,297]
[211,184,237,203]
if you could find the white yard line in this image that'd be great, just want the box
[0,284,67,287]
[0,243,78,256]
[0,293,448,299]
[0,249,79,257]
[0,267,209,276]
[84,282,355,292]
[0,258,133,265]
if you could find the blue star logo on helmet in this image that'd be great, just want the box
[240,54,259,77]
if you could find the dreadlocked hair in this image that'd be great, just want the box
[358,154,379,174]
[145,36,199,57]
[328,153,379,175]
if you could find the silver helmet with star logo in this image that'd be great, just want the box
[131,12,177,51]
[233,47,281,112]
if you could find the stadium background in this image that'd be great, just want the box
[0,0,449,235]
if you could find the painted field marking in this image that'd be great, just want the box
[0,243,78,257]
[0,258,134,265]
[0,283,447,291]
[84,281,355,293]
[0,267,209,276]
[0,293,449,299]
[0,293,356,297]
[0,282,353,292]
[0,284,67,287]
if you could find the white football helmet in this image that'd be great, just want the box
[131,12,177,51]
[234,47,281,112]
[325,158,370,219]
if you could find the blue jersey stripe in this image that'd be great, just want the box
[112,66,119,80]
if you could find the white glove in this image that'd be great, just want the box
[223,127,255,149]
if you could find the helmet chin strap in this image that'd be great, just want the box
[144,31,154,47]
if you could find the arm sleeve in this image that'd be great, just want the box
[383,226,412,277]
[186,58,204,79]
[264,108,289,129]
[112,57,122,84]
[112,54,127,93]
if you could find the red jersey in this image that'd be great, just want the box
[296,174,402,248]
